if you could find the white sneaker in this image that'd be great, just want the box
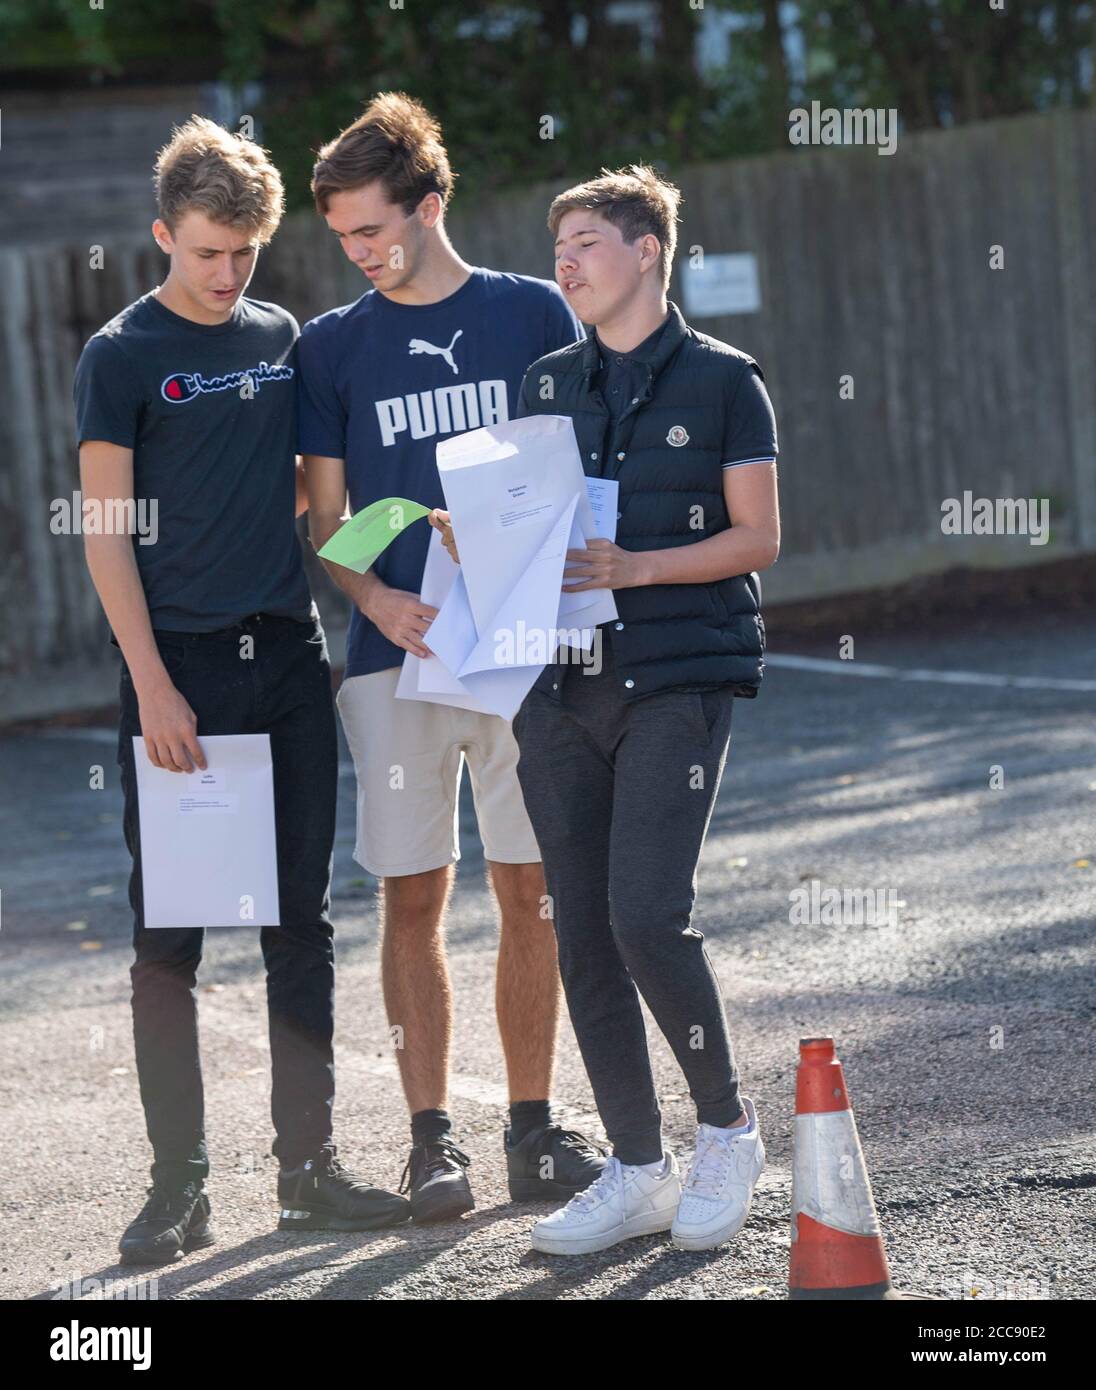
[530,1152,681,1256]
[671,1097,765,1251]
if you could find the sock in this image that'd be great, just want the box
[508,1098,552,1143]
[618,1149,667,1172]
[629,1153,670,1176]
[411,1107,452,1145]
[713,1107,753,1136]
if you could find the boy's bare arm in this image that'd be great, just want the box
[294,456,309,518]
[303,453,437,658]
[78,440,206,773]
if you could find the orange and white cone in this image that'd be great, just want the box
[788,1036,900,1300]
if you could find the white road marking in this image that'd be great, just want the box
[768,654,1096,692]
[31,727,117,744]
[20,651,1096,752]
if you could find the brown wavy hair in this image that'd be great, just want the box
[311,92,456,216]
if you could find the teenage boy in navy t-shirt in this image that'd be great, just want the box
[299,93,607,1221]
[74,116,410,1264]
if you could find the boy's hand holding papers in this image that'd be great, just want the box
[318,495,439,657]
[561,536,650,592]
[428,508,460,566]
[399,415,619,719]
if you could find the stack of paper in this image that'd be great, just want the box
[397,415,618,719]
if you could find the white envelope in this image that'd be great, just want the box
[398,416,620,718]
[437,415,618,638]
[133,734,280,929]
[395,534,496,713]
[404,531,545,718]
[459,493,579,676]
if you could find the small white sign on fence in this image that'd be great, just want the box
[682,253,761,318]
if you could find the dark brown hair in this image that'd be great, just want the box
[311,92,455,216]
[548,164,681,289]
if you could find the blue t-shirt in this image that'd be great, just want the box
[73,291,313,633]
[296,267,584,677]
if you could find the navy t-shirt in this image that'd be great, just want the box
[73,291,313,633]
[296,267,584,677]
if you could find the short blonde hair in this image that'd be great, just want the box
[154,115,285,243]
[548,164,681,289]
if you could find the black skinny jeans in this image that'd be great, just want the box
[512,639,744,1165]
[117,613,338,1186]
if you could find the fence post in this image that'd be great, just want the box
[1052,111,1096,551]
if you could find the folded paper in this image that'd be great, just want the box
[318,496,432,574]
[397,415,618,719]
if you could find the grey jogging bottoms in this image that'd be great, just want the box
[512,636,744,1165]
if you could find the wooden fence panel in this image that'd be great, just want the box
[1,109,1093,708]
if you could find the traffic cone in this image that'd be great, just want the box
[788,1036,901,1300]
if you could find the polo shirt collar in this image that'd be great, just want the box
[581,300,688,383]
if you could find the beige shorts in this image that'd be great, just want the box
[336,667,542,878]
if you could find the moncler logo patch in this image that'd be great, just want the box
[667,425,689,447]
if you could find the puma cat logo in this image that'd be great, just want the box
[408,330,463,375]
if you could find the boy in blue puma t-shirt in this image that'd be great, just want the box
[298,92,609,1225]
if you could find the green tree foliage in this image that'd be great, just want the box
[1,0,1091,208]
[790,0,1093,126]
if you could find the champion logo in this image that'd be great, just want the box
[160,359,294,404]
[667,425,690,447]
[408,330,462,376]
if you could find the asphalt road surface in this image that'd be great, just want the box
[1,611,1093,1301]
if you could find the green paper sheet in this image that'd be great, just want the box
[317,496,432,574]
